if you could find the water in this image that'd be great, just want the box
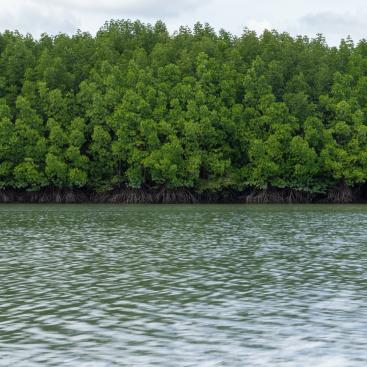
[0,204,367,366]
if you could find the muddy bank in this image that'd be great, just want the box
[0,185,366,204]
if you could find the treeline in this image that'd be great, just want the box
[1,20,367,202]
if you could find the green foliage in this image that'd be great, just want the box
[0,21,366,193]
[14,158,45,190]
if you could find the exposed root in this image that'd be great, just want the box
[0,188,88,203]
[0,185,362,204]
[93,187,198,204]
[245,188,314,204]
[326,184,354,203]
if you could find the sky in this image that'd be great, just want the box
[0,0,366,45]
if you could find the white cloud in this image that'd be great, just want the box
[0,0,367,45]
[299,12,366,34]
[42,0,203,15]
[246,20,274,34]
[0,0,213,37]
[15,0,209,18]
[290,12,367,44]
[0,1,78,36]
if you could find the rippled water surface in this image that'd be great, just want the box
[1,204,367,366]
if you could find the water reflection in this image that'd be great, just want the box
[0,204,367,366]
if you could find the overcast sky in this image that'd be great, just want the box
[1,0,366,45]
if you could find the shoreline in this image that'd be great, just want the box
[0,187,366,204]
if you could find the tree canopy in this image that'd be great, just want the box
[1,20,367,196]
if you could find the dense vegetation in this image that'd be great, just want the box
[1,20,367,202]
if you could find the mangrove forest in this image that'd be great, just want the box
[1,20,367,203]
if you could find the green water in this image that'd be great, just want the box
[1,204,367,366]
